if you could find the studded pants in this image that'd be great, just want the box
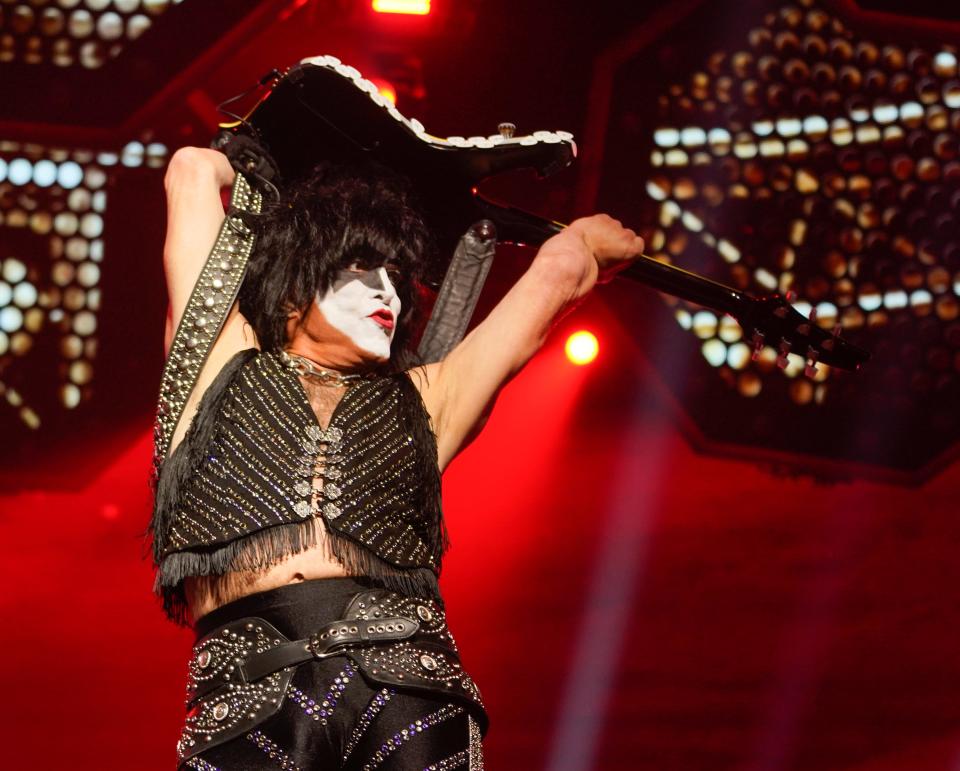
[179,578,485,770]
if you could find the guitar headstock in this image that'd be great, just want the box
[736,293,869,374]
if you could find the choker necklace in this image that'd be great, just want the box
[279,350,364,387]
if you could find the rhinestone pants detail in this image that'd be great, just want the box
[180,578,484,770]
[183,654,480,770]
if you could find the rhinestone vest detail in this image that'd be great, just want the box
[150,349,445,624]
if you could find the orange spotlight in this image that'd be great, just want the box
[370,78,397,105]
[372,0,431,14]
[565,330,599,366]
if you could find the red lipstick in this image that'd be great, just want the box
[369,308,395,330]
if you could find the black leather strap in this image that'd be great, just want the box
[417,220,497,364]
[239,614,418,685]
[191,611,419,701]
[235,639,312,687]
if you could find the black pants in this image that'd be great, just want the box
[181,578,484,770]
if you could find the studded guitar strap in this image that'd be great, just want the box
[152,172,262,480]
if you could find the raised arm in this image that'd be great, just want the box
[162,147,259,454]
[418,214,644,470]
[162,147,237,350]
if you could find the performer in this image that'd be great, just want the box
[150,145,643,769]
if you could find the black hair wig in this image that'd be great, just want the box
[237,160,433,368]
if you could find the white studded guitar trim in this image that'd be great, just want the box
[298,55,577,156]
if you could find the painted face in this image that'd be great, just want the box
[314,264,402,361]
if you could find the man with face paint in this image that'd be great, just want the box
[299,264,403,368]
[151,147,644,769]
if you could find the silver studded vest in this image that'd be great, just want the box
[150,348,446,624]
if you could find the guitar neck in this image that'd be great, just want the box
[621,256,748,317]
[473,194,748,317]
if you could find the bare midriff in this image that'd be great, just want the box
[185,539,352,621]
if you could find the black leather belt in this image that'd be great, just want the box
[191,609,419,700]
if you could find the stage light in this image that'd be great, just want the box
[637,2,960,426]
[701,338,727,368]
[57,161,83,189]
[1,0,182,69]
[372,0,431,15]
[0,307,23,334]
[0,138,167,424]
[369,78,397,105]
[8,159,32,186]
[565,331,599,366]
[33,160,57,187]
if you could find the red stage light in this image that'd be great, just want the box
[372,0,431,14]
[565,331,599,366]
[370,78,398,105]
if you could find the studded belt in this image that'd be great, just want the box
[190,601,420,700]
[177,590,486,764]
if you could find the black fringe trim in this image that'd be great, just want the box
[157,517,441,626]
[394,371,449,564]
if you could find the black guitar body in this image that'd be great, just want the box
[230,59,574,286]
[221,56,869,372]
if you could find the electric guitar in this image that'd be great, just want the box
[219,55,870,374]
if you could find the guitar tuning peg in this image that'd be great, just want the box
[804,346,820,378]
[750,329,765,360]
[797,305,818,336]
[776,338,791,369]
[821,324,842,351]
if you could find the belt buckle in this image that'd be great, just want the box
[308,620,360,659]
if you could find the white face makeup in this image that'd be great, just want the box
[315,265,402,361]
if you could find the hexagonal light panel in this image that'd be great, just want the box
[0,138,166,428]
[589,0,960,480]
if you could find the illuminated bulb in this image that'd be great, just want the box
[372,0,430,14]
[0,307,24,333]
[8,159,32,186]
[654,128,680,147]
[3,259,26,283]
[565,330,599,366]
[702,338,727,367]
[57,161,83,189]
[33,160,57,187]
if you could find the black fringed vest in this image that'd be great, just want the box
[150,349,446,624]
